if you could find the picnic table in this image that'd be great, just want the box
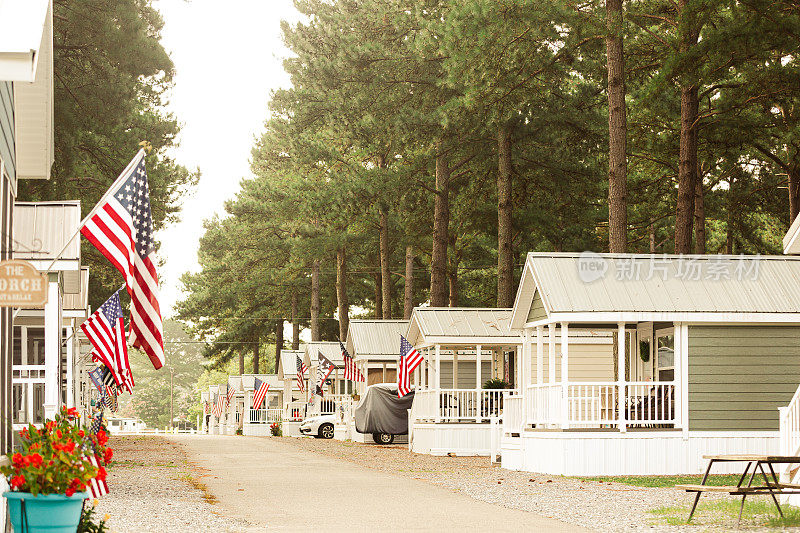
[676,455,800,525]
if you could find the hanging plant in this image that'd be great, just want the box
[639,339,650,363]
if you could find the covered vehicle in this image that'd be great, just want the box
[354,384,415,444]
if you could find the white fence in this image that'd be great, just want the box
[527,381,676,429]
[248,408,283,424]
[284,401,307,421]
[412,389,507,423]
[502,393,523,435]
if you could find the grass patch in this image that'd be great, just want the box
[577,474,740,488]
[181,474,218,505]
[650,498,800,528]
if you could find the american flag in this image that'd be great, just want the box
[80,151,164,370]
[316,351,335,397]
[226,384,236,405]
[252,377,270,410]
[211,394,220,418]
[88,367,104,392]
[296,355,307,392]
[87,454,109,498]
[214,390,225,418]
[81,290,132,392]
[90,413,103,435]
[341,341,364,382]
[397,335,423,398]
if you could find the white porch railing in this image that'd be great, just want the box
[248,408,283,424]
[527,381,676,429]
[412,389,508,423]
[318,394,351,415]
[779,385,800,499]
[285,401,307,421]
[502,393,523,435]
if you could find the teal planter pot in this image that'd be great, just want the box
[4,491,88,533]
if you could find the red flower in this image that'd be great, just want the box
[10,475,25,489]
[65,487,75,497]
[96,430,108,446]
[55,429,62,439]
[11,453,24,468]
[103,448,113,464]
[19,428,28,439]
[96,466,107,482]
[27,454,42,468]
[28,443,40,452]
[66,407,79,418]
[62,440,75,453]
[78,430,85,438]
[45,421,55,432]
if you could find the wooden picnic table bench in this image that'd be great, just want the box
[676,455,800,525]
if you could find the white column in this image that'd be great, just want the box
[547,324,556,384]
[65,325,74,408]
[382,362,387,383]
[434,344,441,422]
[561,323,569,429]
[618,322,627,433]
[453,351,459,388]
[43,278,61,420]
[536,326,544,385]
[475,344,482,391]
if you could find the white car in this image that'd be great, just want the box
[299,414,336,439]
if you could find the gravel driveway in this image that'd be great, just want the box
[94,435,250,532]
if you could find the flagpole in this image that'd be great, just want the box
[42,149,146,274]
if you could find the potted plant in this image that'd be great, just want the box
[269,422,282,437]
[1,406,114,533]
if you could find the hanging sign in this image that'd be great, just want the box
[0,260,48,307]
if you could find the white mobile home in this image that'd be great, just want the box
[277,349,306,421]
[502,252,800,476]
[241,373,282,436]
[304,341,351,416]
[345,319,408,396]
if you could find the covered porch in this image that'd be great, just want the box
[241,374,282,436]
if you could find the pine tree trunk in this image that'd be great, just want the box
[311,259,320,341]
[275,319,283,375]
[404,245,414,319]
[430,143,450,307]
[239,352,244,376]
[374,268,383,319]
[253,338,260,375]
[336,247,349,341]
[606,0,628,253]
[497,125,514,307]
[291,292,299,350]
[674,0,700,254]
[379,209,392,319]
[694,177,705,254]
[789,156,800,223]
[649,221,656,253]
[448,268,459,307]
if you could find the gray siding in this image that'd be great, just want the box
[688,326,800,431]
[527,291,547,323]
[439,361,492,388]
[0,82,14,182]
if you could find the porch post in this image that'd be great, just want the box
[561,323,569,429]
[536,326,543,385]
[548,324,556,384]
[43,277,61,420]
[65,324,74,409]
[435,344,441,423]
[245,389,252,425]
[382,362,387,383]
[475,344,482,390]
[617,322,627,433]
[453,351,459,388]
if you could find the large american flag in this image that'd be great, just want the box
[252,377,270,410]
[80,290,132,392]
[341,341,364,382]
[226,383,236,405]
[316,351,335,397]
[81,151,164,369]
[296,355,307,392]
[397,335,423,398]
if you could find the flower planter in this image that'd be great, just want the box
[4,491,88,533]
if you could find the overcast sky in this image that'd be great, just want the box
[152,0,301,315]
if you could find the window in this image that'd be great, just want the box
[12,326,21,365]
[27,328,45,365]
[656,330,674,382]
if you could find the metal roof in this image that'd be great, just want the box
[278,350,303,379]
[303,341,344,366]
[786,215,800,254]
[345,319,408,361]
[240,374,281,391]
[406,308,521,346]
[511,252,800,328]
[13,201,80,270]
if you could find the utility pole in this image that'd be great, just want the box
[169,367,174,432]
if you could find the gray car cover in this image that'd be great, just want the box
[354,384,415,435]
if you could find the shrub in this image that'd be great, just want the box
[483,378,510,389]
[269,422,282,437]
[0,407,114,497]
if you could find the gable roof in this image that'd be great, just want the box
[511,252,800,328]
[303,341,344,367]
[278,350,304,379]
[406,308,520,346]
[240,374,281,391]
[345,319,408,361]
[0,0,50,81]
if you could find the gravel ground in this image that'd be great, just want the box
[94,436,251,533]
[277,436,797,532]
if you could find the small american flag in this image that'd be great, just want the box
[81,290,132,392]
[296,355,307,392]
[397,335,423,398]
[88,367,104,392]
[341,341,364,382]
[213,390,225,418]
[252,377,270,410]
[226,384,236,405]
[87,454,108,498]
[316,351,335,397]
[80,151,164,370]
[90,413,103,435]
